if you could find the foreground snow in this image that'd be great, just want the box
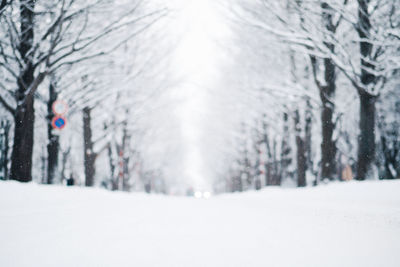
[0,181,399,267]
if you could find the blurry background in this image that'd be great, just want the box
[0,0,399,195]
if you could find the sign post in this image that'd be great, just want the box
[51,100,68,130]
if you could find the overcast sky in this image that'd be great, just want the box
[170,0,231,190]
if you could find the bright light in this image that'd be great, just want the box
[203,191,211,199]
[194,191,202,198]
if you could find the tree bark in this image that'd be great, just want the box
[272,138,281,185]
[4,122,9,179]
[355,0,378,180]
[380,135,399,179]
[107,142,118,190]
[83,107,96,186]
[304,98,315,185]
[10,0,36,182]
[60,147,70,182]
[280,112,292,183]
[320,48,337,180]
[294,110,307,187]
[310,55,337,181]
[10,98,35,182]
[356,91,377,179]
[121,117,131,191]
[262,121,273,186]
[0,120,11,180]
[320,90,336,180]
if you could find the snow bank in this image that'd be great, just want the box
[1,180,399,267]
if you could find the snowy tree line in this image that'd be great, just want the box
[0,0,179,193]
[0,0,399,195]
[213,0,400,192]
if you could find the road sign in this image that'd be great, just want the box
[51,116,67,130]
[52,100,68,115]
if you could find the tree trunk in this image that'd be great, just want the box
[121,116,131,191]
[272,138,281,185]
[320,92,336,180]
[305,99,313,172]
[10,98,35,182]
[0,120,11,180]
[60,147,70,182]
[380,136,397,179]
[262,121,273,186]
[236,175,243,192]
[310,54,337,181]
[320,44,337,180]
[280,112,292,182]
[46,80,59,184]
[355,0,378,180]
[107,142,118,190]
[243,152,251,188]
[307,2,338,181]
[10,0,36,182]
[265,163,272,185]
[3,121,10,180]
[294,110,307,187]
[83,107,96,186]
[356,92,377,180]
[85,153,96,187]
[305,98,317,186]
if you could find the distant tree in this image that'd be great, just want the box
[232,0,400,180]
[0,119,11,180]
[377,84,400,179]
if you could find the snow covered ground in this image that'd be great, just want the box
[1,181,399,267]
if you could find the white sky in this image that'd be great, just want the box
[171,0,230,190]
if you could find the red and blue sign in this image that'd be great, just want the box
[52,116,67,130]
[51,100,68,130]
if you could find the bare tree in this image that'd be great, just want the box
[0,0,167,182]
[232,0,400,180]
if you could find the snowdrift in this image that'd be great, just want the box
[1,180,400,267]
